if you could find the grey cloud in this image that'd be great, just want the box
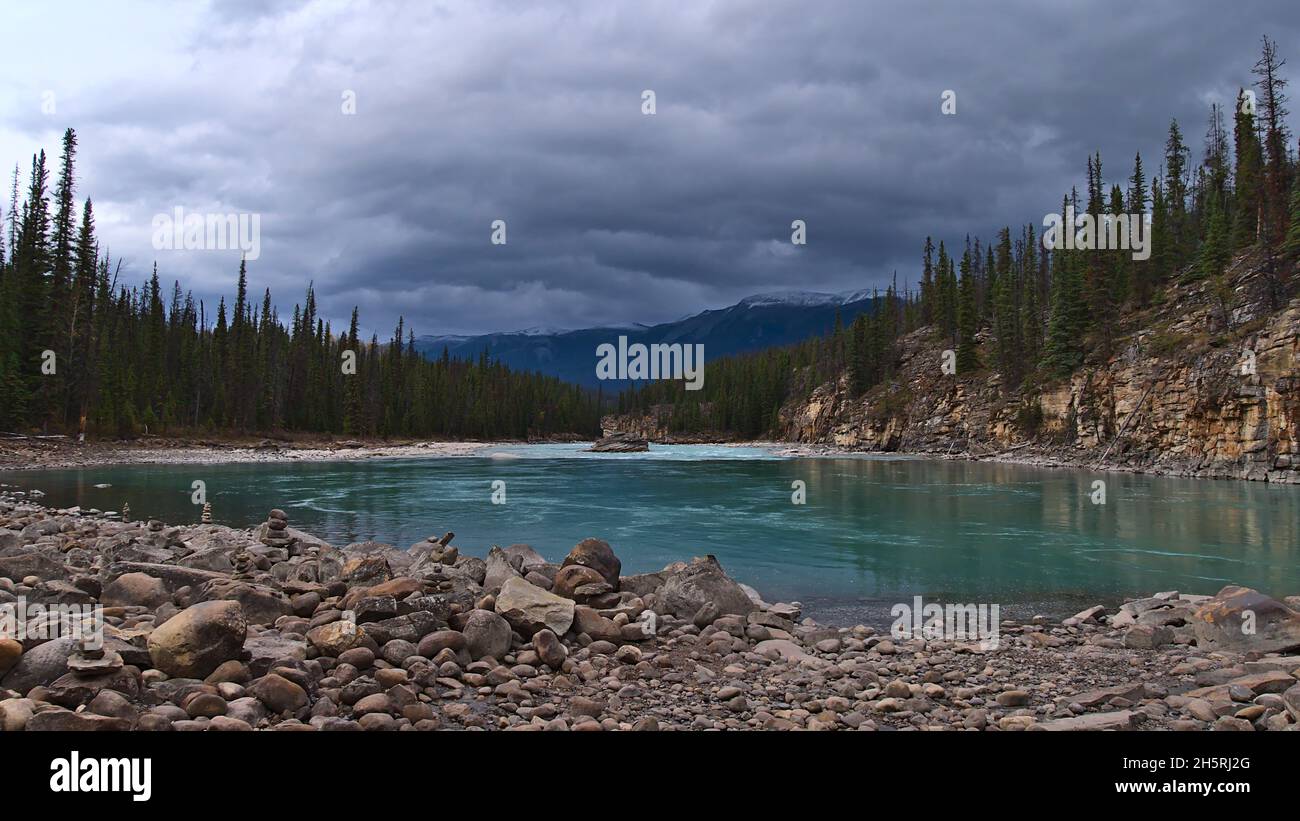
[1,0,1297,338]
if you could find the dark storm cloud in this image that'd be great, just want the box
[2,0,1298,337]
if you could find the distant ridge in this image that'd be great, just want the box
[415,289,877,388]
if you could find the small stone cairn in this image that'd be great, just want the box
[261,507,304,558]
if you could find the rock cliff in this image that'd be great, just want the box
[607,255,1300,482]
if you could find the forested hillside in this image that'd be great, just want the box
[617,36,1300,449]
[0,130,601,440]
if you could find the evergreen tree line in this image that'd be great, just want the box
[623,36,1300,436]
[0,129,601,439]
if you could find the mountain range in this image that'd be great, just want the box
[414,290,878,388]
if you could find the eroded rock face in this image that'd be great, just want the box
[602,263,1300,484]
[657,555,756,619]
[147,600,248,679]
[589,433,648,453]
[1193,585,1300,653]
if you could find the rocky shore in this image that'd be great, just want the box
[2,493,1299,732]
[0,434,505,472]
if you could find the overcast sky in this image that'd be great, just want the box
[2,0,1298,338]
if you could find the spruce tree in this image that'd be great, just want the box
[956,245,980,373]
[1232,88,1263,247]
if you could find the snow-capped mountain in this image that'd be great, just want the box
[414,289,877,388]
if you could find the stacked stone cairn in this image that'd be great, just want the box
[261,508,297,554]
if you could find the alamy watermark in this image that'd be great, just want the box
[890,595,1000,649]
[595,336,704,390]
[1,596,105,649]
[152,207,261,260]
[1042,205,1150,261]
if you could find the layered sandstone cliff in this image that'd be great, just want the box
[607,255,1300,483]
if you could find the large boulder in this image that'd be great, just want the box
[1192,585,1300,654]
[0,636,78,694]
[26,709,132,731]
[100,572,170,609]
[147,600,248,679]
[0,638,22,677]
[589,433,648,453]
[339,555,392,588]
[502,544,547,573]
[461,610,512,660]
[482,546,522,593]
[360,610,444,645]
[552,564,606,599]
[561,539,621,589]
[657,555,756,619]
[572,605,623,642]
[247,673,309,714]
[495,577,575,636]
[0,552,67,582]
[243,631,309,678]
[306,620,367,657]
[105,561,228,593]
[175,545,237,573]
[194,578,293,626]
[619,572,666,598]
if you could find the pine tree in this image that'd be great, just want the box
[956,245,980,373]
[1252,36,1292,306]
[992,227,1019,381]
[1163,120,1190,279]
[920,236,934,325]
[1197,196,1231,281]
[1020,224,1041,367]
[1232,88,1263,248]
[1042,194,1086,376]
[1283,181,1300,265]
